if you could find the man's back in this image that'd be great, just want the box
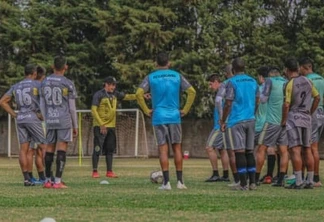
[41,74,76,129]
[225,74,258,127]
[307,73,324,106]
[9,79,41,124]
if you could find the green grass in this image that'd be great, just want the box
[0,158,324,222]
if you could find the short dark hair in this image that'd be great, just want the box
[156,52,169,67]
[257,66,269,78]
[36,66,46,80]
[54,56,67,71]
[24,64,37,76]
[298,57,313,69]
[206,73,221,82]
[284,58,298,72]
[232,57,245,73]
[104,76,118,84]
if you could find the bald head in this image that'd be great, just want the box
[232,58,245,74]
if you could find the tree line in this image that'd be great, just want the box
[1,0,324,118]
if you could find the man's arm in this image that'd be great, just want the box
[310,85,320,115]
[181,86,196,116]
[0,95,16,118]
[136,88,152,116]
[69,98,78,137]
[281,80,292,126]
[260,79,271,104]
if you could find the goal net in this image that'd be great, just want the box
[7,109,149,160]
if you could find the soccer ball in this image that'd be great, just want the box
[150,170,163,184]
[284,174,296,186]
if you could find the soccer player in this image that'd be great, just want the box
[40,56,78,189]
[220,58,259,191]
[27,66,47,184]
[256,67,288,187]
[282,58,319,189]
[204,74,230,182]
[91,76,138,178]
[299,57,324,187]
[136,52,196,190]
[0,64,47,186]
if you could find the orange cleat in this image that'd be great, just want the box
[92,171,100,178]
[263,176,272,184]
[43,181,52,189]
[52,182,68,189]
[106,171,118,178]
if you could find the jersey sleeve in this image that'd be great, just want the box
[91,91,101,106]
[262,78,272,97]
[115,91,126,100]
[138,76,150,93]
[180,75,192,92]
[68,80,77,99]
[284,79,293,104]
[216,83,226,99]
[5,85,15,97]
[311,84,319,98]
[225,81,235,101]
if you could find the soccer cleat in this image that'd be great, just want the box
[259,175,266,182]
[314,181,322,187]
[177,181,187,189]
[272,181,284,187]
[205,175,221,182]
[272,176,279,184]
[285,182,304,189]
[30,177,38,183]
[249,183,257,190]
[52,182,68,189]
[106,171,118,178]
[227,181,240,187]
[304,183,314,189]
[158,182,172,191]
[92,171,100,178]
[263,176,272,184]
[219,177,230,182]
[24,180,35,187]
[231,184,248,191]
[43,181,52,189]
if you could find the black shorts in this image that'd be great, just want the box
[93,126,116,155]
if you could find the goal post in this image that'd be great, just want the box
[7,108,149,163]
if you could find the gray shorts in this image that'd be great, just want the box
[206,129,224,149]
[311,108,324,143]
[17,122,46,145]
[287,127,311,148]
[46,128,73,144]
[254,131,261,147]
[258,123,288,147]
[225,120,255,151]
[153,124,182,146]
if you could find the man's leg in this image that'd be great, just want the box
[255,144,267,183]
[311,142,321,185]
[228,150,240,184]
[273,145,288,186]
[20,142,32,185]
[105,129,118,178]
[205,147,220,182]
[289,146,303,186]
[159,143,169,185]
[27,148,35,180]
[304,147,314,186]
[35,144,46,181]
[219,149,229,180]
[172,143,183,183]
[55,141,68,184]
[266,147,276,178]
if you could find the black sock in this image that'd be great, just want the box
[267,155,275,177]
[255,172,260,182]
[176,171,183,183]
[233,173,240,183]
[277,172,286,184]
[93,169,98,173]
[28,172,33,179]
[276,154,281,177]
[314,175,320,183]
[223,170,229,178]
[213,170,219,177]
[45,152,54,178]
[235,152,247,186]
[162,171,169,185]
[55,150,66,178]
[23,171,30,181]
[38,171,45,181]
[92,152,100,171]
[246,152,256,184]
[106,153,113,172]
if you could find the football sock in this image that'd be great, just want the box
[38,171,45,181]
[306,171,314,184]
[213,170,219,177]
[28,172,33,179]
[106,153,113,172]
[162,171,169,185]
[255,172,260,182]
[267,154,275,177]
[233,172,240,183]
[276,154,281,177]
[223,170,229,178]
[92,152,100,170]
[295,171,303,186]
[45,152,54,178]
[246,152,256,184]
[23,171,30,181]
[277,172,286,184]
[55,150,66,178]
[314,175,319,183]
[176,171,183,183]
[235,152,247,186]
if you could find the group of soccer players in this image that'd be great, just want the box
[205,57,324,190]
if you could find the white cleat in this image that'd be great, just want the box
[227,181,240,187]
[158,182,172,190]
[177,181,187,189]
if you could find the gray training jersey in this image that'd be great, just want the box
[40,74,77,129]
[6,79,42,124]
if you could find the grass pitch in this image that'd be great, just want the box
[0,157,323,222]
